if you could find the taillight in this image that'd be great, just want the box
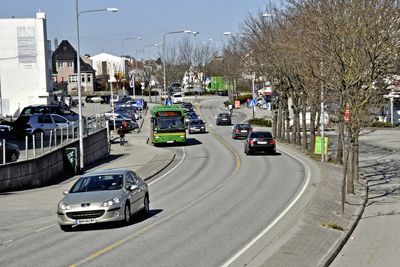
[235,129,240,132]
[268,139,276,145]
[248,139,254,145]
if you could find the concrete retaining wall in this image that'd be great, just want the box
[0,129,109,193]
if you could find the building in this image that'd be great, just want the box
[0,12,53,117]
[52,40,95,95]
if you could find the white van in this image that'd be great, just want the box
[172,93,184,104]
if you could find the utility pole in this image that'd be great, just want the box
[320,62,325,163]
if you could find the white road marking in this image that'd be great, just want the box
[35,224,57,232]
[221,149,312,267]
[148,147,186,186]
[1,240,13,245]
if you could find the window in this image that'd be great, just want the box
[57,62,63,68]
[38,115,52,124]
[81,75,85,83]
[67,61,73,67]
[87,74,91,83]
[52,115,66,124]
[69,75,77,83]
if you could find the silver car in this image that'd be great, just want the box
[57,169,149,231]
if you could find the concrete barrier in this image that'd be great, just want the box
[0,129,109,193]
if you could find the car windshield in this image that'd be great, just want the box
[70,174,123,192]
[189,120,203,126]
[219,113,230,118]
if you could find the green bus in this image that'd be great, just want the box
[150,105,186,145]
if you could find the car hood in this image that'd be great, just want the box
[62,190,123,205]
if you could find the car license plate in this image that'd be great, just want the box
[241,130,247,132]
[222,118,227,120]
[167,141,174,143]
[76,219,96,225]
[258,141,267,144]
[194,129,200,131]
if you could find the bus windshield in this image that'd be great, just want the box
[155,117,185,132]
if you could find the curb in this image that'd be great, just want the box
[323,180,368,266]
[142,153,176,181]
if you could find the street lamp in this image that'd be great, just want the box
[76,0,117,172]
[162,30,192,101]
[122,36,142,57]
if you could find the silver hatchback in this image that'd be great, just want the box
[57,169,149,231]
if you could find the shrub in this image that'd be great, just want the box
[368,121,395,128]
[248,118,272,127]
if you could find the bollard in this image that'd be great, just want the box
[25,136,28,159]
[66,126,69,143]
[54,129,57,147]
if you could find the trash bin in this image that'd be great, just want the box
[64,147,78,174]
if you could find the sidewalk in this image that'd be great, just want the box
[235,104,400,266]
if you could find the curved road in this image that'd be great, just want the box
[0,97,308,266]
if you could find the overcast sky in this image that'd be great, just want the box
[0,0,272,58]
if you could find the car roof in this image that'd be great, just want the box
[80,168,130,177]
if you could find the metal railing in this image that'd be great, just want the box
[1,115,107,165]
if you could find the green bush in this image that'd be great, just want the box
[369,121,395,128]
[248,118,272,127]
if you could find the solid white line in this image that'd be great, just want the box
[221,150,312,267]
[35,224,57,232]
[148,147,186,186]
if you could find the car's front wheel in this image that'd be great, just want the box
[142,195,150,215]
[123,203,131,225]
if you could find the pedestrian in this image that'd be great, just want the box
[228,103,233,116]
[117,126,125,146]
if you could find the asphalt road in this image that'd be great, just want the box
[0,97,308,266]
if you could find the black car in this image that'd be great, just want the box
[108,118,137,133]
[232,123,253,139]
[181,102,193,112]
[216,113,232,125]
[244,131,276,155]
[19,105,79,121]
[188,119,206,134]
[0,141,20,163]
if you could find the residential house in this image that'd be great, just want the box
[52,40,95,95]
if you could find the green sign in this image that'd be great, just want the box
[314,136,328,155]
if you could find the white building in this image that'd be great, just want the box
[0,12,52,117]
[89,53,128,83]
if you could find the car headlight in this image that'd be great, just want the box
[59,202,71,210]
[101,197,120,207]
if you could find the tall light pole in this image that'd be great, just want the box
[122,36,142,57]
[76,0,117,172]
[162,30,192,100]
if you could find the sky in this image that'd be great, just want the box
[0,0,271,59]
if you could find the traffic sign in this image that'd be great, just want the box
[249,99,257,107]
[344,109,350,123]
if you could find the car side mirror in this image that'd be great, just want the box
[62,190,69,195]
[128,184,139,191]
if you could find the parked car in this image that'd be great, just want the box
[171,93,184,104]
[108,117,138,132]
[13,114,78,138]
[244,131,276,155]
[0,141,20,163]
[85,95,103,104]
[232,123,253,139]
[19,105,79,121]
[71,98,84,107]
[216,113,232,125]
[188,119,206,134]
[57,168,149,231]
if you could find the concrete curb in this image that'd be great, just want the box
[140,152,176,181]
[323,180,368,266]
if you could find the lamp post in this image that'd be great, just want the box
[162,30,192,100]
[122,36,142,57]
[76,0,117,172]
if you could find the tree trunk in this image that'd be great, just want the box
[272,110,278,137]
[285,108,290,143]
[353,134,360,181]
[341,136,350,214]
[301,105,307,150]
[309,106,317,153]
[347,140,355,194]
[336,95,344,164]
[277,103,283,139]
